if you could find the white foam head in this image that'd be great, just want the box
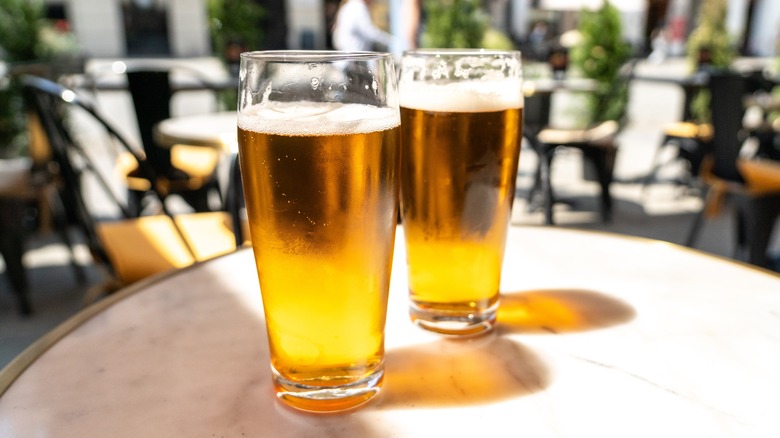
[238,101,400,136]
[399,79,524,113]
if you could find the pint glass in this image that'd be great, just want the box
[237,52,401,412]
[399,50,523,336]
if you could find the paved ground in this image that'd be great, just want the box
[1,56,778,368]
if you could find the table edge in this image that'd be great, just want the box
[0,249,247,397]
[534,224,780,278]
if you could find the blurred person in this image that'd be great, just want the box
[529,21,550,61]
[648,25,669,64]
[400,0,422,51]
[332,0,393,52]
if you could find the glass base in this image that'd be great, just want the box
[409,301,498,336]
[272,366,383,412]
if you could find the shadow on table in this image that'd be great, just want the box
[379,334,549,409]
[497,289,636,335]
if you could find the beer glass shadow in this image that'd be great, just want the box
[378,335,549,409]
[496,289,636,335]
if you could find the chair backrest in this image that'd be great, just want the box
[523,90,552,137]
[21,75,192,273]
[126,69,173,177]
[707,72,746,183]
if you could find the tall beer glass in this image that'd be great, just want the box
[399,49,523,336]
[238,51,401,412]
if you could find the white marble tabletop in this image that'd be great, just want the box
[1,226,780,437]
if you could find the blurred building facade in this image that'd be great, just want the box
[41,0,780,59]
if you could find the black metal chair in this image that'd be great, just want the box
[0,108,85,315]
[22,76,240,298]
[685,72,780,270]
[742,68,780,161]
[525,59,637,224]
[640,73,712,194]
[123,66,224,213]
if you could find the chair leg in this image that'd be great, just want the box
[226,154,245,246]
[0,201,32,315]
[48,190,86,283]
[527,160,542,208]
[640,135,672,196]
[736,194,780,269]
[583,146,614,222]
[540,147,555,225]
[524,137,543,210]
[178,185,213,212]
[684,187,710,247]
[127,189,145,217]
[0,243,32,315]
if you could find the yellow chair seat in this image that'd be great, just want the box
[170,144,221,179]
[738,158,780,195]
[663,121,713,141]
[116,144,221,193]
[95,211,236,284]
[536,120,619,146]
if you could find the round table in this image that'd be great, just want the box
[153,111,237,152]
[2,227,779,436]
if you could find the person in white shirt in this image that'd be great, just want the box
[332,0,394,52]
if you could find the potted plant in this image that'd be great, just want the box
[419,0,514,50]
[569,0,632,124]
[685,0,735,123]
[208,0,265,71]
[1,0,80,158]
[420,0,487,49]
[0,0,45,158]
[568,1,631,182]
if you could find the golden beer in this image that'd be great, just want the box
[238,101,400,411]
[399,76,523,335]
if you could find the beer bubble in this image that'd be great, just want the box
[310,77,320,90]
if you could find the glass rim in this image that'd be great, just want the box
[240,50,393,62]
[402,48,522,57]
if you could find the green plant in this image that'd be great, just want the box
[0,0,43,62]
[569,1,631,124]
[686,0,735,123]
[420,0,487,49]
[0,0,45,157]
[208,0,264,111]
[208,0,265,57]
[482,28,515,50]
[686,0,734,72]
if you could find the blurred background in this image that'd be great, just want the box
[0,0,776,60]
[1,0,779,367]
